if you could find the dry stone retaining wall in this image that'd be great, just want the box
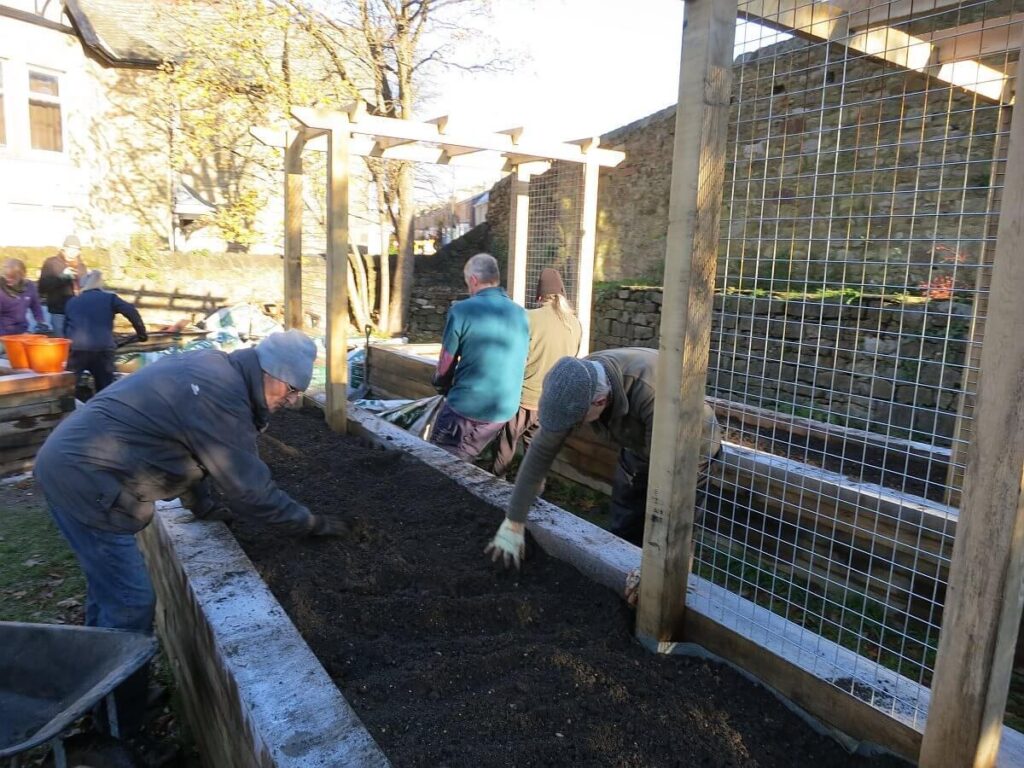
[592,286,967,441]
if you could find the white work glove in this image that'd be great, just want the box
[624,568,641,607]
[62,266,77,278]
[484,519,526,570]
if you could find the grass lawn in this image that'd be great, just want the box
[0,478,86,625]
[0,476,201,766]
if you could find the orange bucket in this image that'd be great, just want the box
[1,334,45,369]
[24,338,72,374]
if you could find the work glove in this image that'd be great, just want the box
[309,514,349,537]
[137,331,149,343]
[624,568,641,607]
[484,518,526,570]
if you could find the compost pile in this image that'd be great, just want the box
[233,408,906,768]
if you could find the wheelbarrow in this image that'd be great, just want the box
[0,621,157,767]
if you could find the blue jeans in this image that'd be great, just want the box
[49,505,155,633]
[49,505,155,735]
[50,312,66,338]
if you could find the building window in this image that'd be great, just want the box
[28,70,62,152]
[0,62,6,146]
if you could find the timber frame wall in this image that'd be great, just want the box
[654,2,1024,767]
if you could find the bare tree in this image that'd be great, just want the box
[284,0,504,334]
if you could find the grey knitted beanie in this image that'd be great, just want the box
[255,330,317,391]
[539,356,598,433]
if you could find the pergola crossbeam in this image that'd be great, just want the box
[918,14,1023,63]
[290,105,625,167]
[257,105,624,432]
[738,0,1013,102]
[839,0,965,31]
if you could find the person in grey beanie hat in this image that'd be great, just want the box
[486,347,722,573]
[536,357,600,433]
[256,329,318,393]
[34,326,344,736]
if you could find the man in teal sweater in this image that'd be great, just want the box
[431,253,529,460]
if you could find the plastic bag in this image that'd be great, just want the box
[376,395,444,440]
[347,348,367,399]
[202,304,282,340]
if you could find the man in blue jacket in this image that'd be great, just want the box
[35,329,345,734]
[430,253,529,460]
[65,270,147,393]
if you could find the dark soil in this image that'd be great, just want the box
[233,408,907,768]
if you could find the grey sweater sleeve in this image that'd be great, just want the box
[506,427,571,524]
[187,392,314,534]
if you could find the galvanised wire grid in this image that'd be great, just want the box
[525,163,585,310]
[695,0,1016,731]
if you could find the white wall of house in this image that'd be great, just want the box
[0,5,381,255]
[0,11,96,246]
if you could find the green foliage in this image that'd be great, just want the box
[144,0,363,251]
[593,280,661,299]
[209,187,266,249]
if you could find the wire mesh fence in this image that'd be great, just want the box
[692,0,1017,732]
[525,163,585,309]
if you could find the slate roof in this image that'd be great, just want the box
[63,0,214,67]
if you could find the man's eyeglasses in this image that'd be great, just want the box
[285,383,302,399]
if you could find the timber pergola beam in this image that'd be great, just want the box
[255,103,624,432]
[737,0,1016,103]
[290,103,626,167]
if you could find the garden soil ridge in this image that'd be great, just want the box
[233,408,906,768]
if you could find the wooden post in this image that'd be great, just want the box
[325,120,350,432]
[635,0,736,646]
[284,130,304,331]
[919,55,1024,768]
[576,158,599,356]
[944,93,1012,509]
[507,164,531,307]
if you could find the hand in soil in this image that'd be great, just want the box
[308,514,350,537]
[484,518,525,569]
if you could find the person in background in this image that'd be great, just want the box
[492,268,581,479]
[65,270,148,393]
[38,234,87,337]
[0,258,47,336]
[430,253,530,461]
[34,329,347,743]
[486,348,722,570]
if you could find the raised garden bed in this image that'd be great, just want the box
[231,407,907,767]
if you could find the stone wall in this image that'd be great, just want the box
[1,246,283,327]
[592,286,967,442]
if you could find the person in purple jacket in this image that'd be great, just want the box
[0,258,48,336]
